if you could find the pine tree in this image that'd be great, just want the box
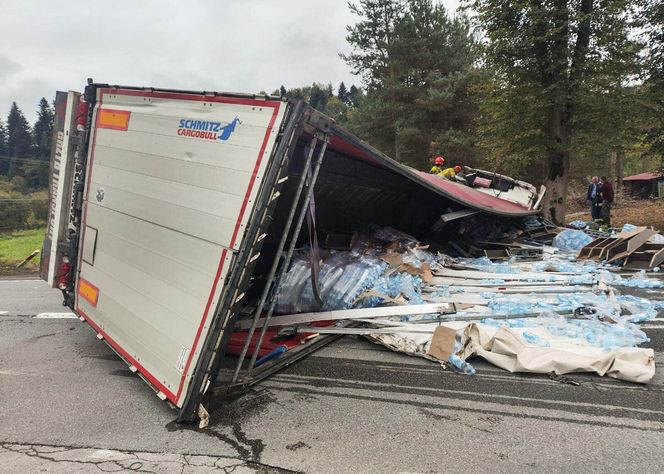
[348,85,360,107]
[21,97,55,188]
[32,97,54,158]
[341,0,406,162]
[280,85,287,96]
[342,0,478,168]
[6,102,32,178]
[0,118,7,175]
[277,83,348,118]
[338,82,349,105]
[280,85,310,101]
[309,83,332,111]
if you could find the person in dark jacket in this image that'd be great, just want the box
[599,176,614,226]
[586,176,601,219]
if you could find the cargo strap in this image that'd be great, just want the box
[305,163,323,308]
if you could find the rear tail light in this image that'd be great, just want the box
[76,99,89,132]
[57,256,72,290]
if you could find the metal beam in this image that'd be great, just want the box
[439,209,480,223]
[234,303,453,330]
[230,136,322,384]
[245,135,330,375]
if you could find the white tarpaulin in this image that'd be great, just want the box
[367,321,655,383]
[459,323,655,383]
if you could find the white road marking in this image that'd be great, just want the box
[0,279,42,283]
[34,312,77,319]
[0,311,8,315]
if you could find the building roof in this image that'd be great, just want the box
[623,172,663,182]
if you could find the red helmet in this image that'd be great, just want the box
[454,165,461,173]
[434,156,445,165]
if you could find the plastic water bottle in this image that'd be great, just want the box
[507,319,527,328]
[522,331,550,347]
[602,335,623,350]
[481,318,504,327]
[448,354,476,375]
[584,330,598,344]
[601,327,649,350]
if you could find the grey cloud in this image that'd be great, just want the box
[0,54,20,84]
[0,0,459,123]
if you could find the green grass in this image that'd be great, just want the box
[0,227,46,271]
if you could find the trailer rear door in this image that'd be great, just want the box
[75,87,287,406]
[41,91,80,286]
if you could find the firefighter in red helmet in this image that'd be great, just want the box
[430,156,445,175]
[441,164,462,179]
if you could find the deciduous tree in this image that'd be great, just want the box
[467,0,641,223]
[640,0,664,167]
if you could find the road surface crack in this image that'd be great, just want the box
[0,442,157,473]
[0,442,295,472]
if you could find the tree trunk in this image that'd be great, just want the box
[394,128,401,163]
[542,0,592,225]
[543,149,571,225]
[609,148,624,203]
[7,158,18,179]
[610,148,617,204]
[616,149,624,193]
[543,106,571,225]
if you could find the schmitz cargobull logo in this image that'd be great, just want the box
[177,117,241,141]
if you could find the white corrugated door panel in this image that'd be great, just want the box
[75,88,287,406]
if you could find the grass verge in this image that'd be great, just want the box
[0,228,45,273]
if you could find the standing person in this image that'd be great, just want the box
[599,176,614,227]
[586,176,601,219]
[429,156,445,175]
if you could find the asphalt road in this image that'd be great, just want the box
[1,277,664,473]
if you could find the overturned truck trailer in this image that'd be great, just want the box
[42,82,542,422]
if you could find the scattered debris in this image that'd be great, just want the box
[232,221,662,384]
[548,371,581,386]
[197,404,210,429]
[553,230,594,252]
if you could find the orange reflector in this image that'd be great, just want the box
[78,278,99,306]
[97,109,131,130]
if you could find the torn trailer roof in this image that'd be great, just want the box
[326,126,543,217]
[45,83,547,424]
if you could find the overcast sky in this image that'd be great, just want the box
[1,0,460,124]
